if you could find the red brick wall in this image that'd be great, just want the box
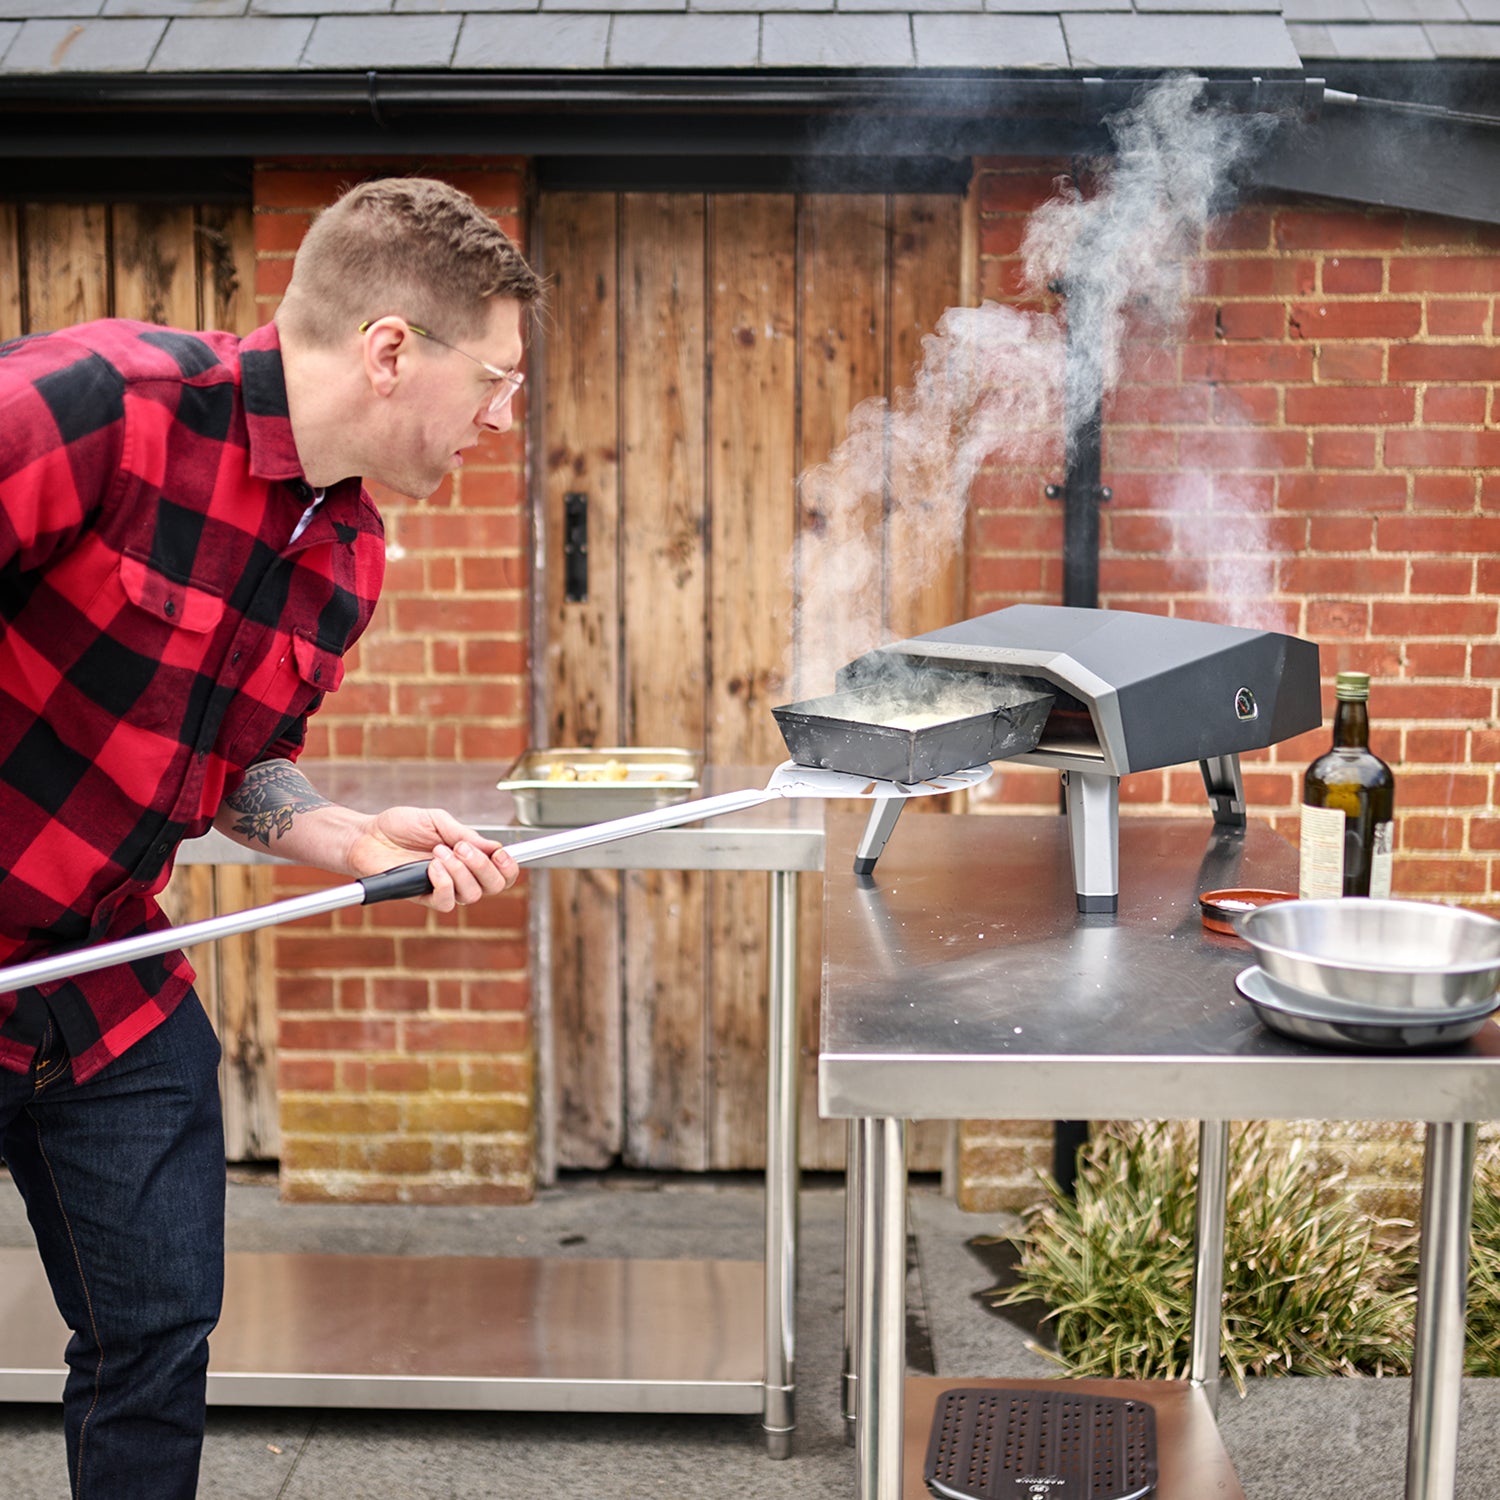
[969,158,1499,907]
[252,161,535,1203]
[960,159,1500,1210]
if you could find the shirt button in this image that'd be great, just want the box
[164,599,176,618]
[232,651,242,664]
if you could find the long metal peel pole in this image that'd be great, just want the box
[0,788,780,996]
[0,881,372,993]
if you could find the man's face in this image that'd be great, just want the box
[372,297,526,501]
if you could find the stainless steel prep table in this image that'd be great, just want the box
[818,810,1500,1500]
[0,762,822,1456]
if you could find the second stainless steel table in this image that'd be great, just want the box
[819,810,1500,1500]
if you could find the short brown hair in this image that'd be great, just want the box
[277,176,544,348]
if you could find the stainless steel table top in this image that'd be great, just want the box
[819,812,1500,1124]
[178,761,825,873]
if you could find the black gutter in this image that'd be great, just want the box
[0,72,1322,161]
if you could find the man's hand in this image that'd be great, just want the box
[216,760,520,911]
[346,805,520,913]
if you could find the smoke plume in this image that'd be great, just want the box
[790,75,1279,697]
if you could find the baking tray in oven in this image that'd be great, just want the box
[498,747,702,827]
[772,671,1053,784]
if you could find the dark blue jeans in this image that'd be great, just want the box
[1,993,226,1500]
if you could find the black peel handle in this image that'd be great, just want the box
[358,860,435,905]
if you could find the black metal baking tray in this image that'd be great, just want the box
[771,669,1053,784]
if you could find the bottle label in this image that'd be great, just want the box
[1299,803,1346,898]
[1370,821,1394,899]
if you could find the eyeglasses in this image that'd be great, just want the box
[358,318,525,411]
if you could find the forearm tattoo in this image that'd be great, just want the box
[226,760,333,848]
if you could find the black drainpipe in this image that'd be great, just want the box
[1047,282,1110,1196]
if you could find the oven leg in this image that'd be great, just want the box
[1189,1119,1230,1418]
[763,869,800,1458]
[853,800,905,876]
[1061,769,1118,914]
[843,1121,863,1445]
[1405,1120,1477,1500]
[856,1117,907,1500]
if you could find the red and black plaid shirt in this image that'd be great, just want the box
[0,319,385,1081]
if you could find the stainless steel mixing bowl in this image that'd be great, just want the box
[1235,898,1500,1011]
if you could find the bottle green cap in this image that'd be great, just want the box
[1334,671,1371,701]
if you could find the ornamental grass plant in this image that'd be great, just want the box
[983,1121,1418,1395]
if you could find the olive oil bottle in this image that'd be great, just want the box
[1299,671,1395,899]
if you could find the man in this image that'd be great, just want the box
[0,177,541,1497]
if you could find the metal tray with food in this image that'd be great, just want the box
[497,747,702,827]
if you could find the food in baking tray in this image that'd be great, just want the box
[545,759,676,783]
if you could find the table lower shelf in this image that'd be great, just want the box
[902,1376,1244,1500]
[0,1248,765,1414]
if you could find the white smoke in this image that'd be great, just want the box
[790,75,1281,697]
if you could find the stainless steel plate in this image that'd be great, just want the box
[498,747,701,827]
[1235,966,1500,1052]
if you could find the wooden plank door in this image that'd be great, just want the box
[1,196,270,1159]
[536,189,965,1173]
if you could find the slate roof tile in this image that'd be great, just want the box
[913,11,1066,62]
[760,11,914,64]
[1366,0,1465,18]
[1280,0,1370,21]
[845,0,983,14]
[550,0,685,11]
[454,9,610,64]
[0,0,102,16]
[690,0,831,12]
[1,15,165,68]
[252,0,394,14]
[1425,16,1500,44]
[1061,10,1302,65]
[609,10,759,62]
[398,0,537,13]
[1308,16,1437,48]
[151,14,311,66]
[300,11,460,63]
[985,0,1129,10]
[106,0,247,14]
[1136,0,1282,10]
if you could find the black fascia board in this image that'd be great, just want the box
[0,70,1322,163]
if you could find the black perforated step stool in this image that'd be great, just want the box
[925,1387,1157,1500]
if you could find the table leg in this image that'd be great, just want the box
[763,869,800,1458]
[1405,1120,1477,1500]
[843,1120,863,1445]
[1189,1119,1230,1418]
[856,1117,907,1500]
